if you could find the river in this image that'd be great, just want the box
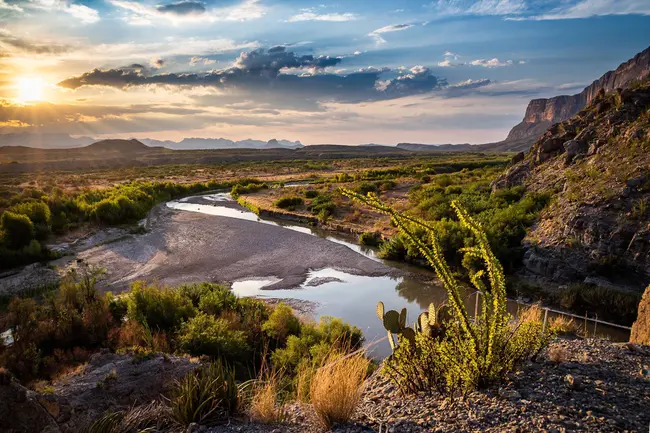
[167,192,631,358]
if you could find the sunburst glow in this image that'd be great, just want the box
[16,77,46,102]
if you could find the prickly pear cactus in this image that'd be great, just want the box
[383,310,401,333]
[428,303,437,325]
[399,308,407,328]
[376,301,385,321]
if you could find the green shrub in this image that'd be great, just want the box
[178,313,250,362]
[126,282,195,332]
[198,287,238,316]
[262,303,301,342]
[10,201,51,227]
[355,182,378,196]
[169,360,239,426]
[178,282,230,308]
[274,196,304,210]
[359,231,381,246]
[304,190,319,198]
[1,211,35,248]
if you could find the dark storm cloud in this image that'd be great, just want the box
[155,1,206,16]
[58,48,451,104]
[382,66,446,97]
[0,29,71,54]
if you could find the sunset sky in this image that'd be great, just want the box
[1,0,649,145]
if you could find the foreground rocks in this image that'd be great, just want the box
[631,285,650,345]
[209,339,650,433]
[3,339,648,433]
[1,352,199,433]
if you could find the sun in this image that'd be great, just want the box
[16,77,47,102]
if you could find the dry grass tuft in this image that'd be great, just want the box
[309,352,370,430]
[249,376,287,424]
[517,303,543,324]
[549,315,579,335]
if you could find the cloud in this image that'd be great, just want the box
[57,47,452,109]
[150,57,165,68]
[451,78,491,89]
[65,3,99,23]
[437,52,518,68]
[0,0,23,12]
[512,0,650,20]
[287,10,357,22]
[189,56,216,66]
[110,0,264,24]
[18,0,100,23]
[368,23,413,44]
[156,0,206,16]
[469,58,514,68]
[0,29,72,54]
[432,0,525,16]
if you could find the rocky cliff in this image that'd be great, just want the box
[503,46,650,148]
[493,82,650,289]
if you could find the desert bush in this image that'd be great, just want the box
[1,211,35,248]
[178,313,250,363]
[342,188,551,396]
[169,360,239,426]
[304,189,319,198]
[274,196,304,210]
[262,303,301,342]
[0,265,119,381]
[309,352,370,430]
[359,231,381,246]
[126,282,195,332]
[198,286,238,316]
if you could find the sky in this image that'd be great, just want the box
[0,0,649,145]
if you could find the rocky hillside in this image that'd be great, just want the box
[493,82,650,288]
[503,46,650,149]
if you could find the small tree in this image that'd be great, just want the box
[341,188,550,395]
[1,211,35,249]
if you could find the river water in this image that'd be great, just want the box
[167,192,630,358]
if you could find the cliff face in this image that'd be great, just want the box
[504,46,650,146]
[493,83,650,289]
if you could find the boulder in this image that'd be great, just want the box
[0,372,61,433]
[630,285,650,346]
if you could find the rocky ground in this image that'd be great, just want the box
[209,339,650,433]
[3,339,649,433]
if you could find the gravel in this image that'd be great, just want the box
[75,203,403,292]
[206,338,650,433]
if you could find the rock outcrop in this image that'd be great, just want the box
[503,45,650,148]
[0,370,61,433]
[493,81,650,288]
[631,285,650,345]
[0,352,200,433]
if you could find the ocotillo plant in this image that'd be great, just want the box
[341,188,548,391]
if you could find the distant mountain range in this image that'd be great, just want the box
[0,132,95,149]
[139,137,303,150]
[0,134,303,150]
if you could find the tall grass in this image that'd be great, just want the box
[168,360,239,426]
[309,352,370,430]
